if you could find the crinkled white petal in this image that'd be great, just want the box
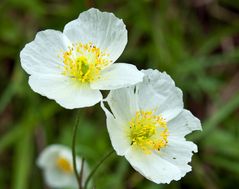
[101,101,131,156]
[20,30,71,75]
[125,139,198,184]
[29,74,102,109]
[125,148,182,184]
[168,109,202,137]
[138,69,183,121]
[63,8,127,63]
[91,63,144,90]
[159,138,198,180]
[105,86,139,123]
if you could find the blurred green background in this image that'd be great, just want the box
[1,0,239,188]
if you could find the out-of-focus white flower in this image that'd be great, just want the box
[37,144,88,188]
[101,69,202,184]
[20,8,144,109]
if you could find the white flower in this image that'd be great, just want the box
[20,8,144,109]
[37,144,88,188]
[101,69,202,184]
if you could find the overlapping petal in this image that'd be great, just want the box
[29,74,102,109]
[125,148,182,184]
[20,30,71,75]
[139,69,183,121]
[44,167,77,188]
[160,138,198,177]
[63,8,127,63]
[91,63,144,90]
[101,101,131,156]
[104,86,138,123]
[168,110,202,137]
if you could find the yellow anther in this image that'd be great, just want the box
[56,156,73,173]
[62,42,111,83]
[129,110,168,154]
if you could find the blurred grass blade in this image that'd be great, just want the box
[12,132,33,189]
[0,65,23,114]
[0,103,58,153]
[190,91,239,141]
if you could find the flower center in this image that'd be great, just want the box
[62,42,111,83]
[56,156,73,173]
[129,111,168,154]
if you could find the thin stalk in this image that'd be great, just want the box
[72,111,81,189]
[85,150,114,189]
[79,158,85,189]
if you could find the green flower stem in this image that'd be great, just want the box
[79,158,85,189]
[85,149,114,189]
[72,110,81,189]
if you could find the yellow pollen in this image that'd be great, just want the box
[62,42,111,83]
[56,156,73,173]
[129,110,168,154]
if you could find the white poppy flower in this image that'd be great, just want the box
[101,69,202,184]
[20,8,144,109]
[37,144,88,188]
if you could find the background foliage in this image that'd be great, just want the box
[1,0,239,188]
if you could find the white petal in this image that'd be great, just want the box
[168,109,202,137]
[29,74,102,109]
[125,147,182,184]
[63,8,127,62]
[101,101,131,156]
[138,69,183,121]
[37,144,69,169]
[105,86,139,123]
[44,168,78,188]
[20,30,71,75]
[91,63,144,90]
[159,138,198,178]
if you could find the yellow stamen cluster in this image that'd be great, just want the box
[129,110,168,154]
[56,156,73,173]
[62,42,111,83]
